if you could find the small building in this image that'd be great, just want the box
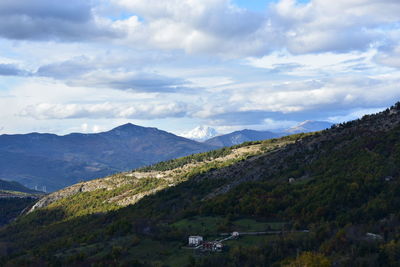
[188,236,203,246]
[289,178,296,184]
[232,231,240,238]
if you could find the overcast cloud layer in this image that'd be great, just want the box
[0,0,399,135]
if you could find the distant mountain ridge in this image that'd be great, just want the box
[285,120,333,134]
[204,129,280,147]
[0,120,332,191]
[203,120,333,147]
[0,179,41,194]
[0,123,215,192]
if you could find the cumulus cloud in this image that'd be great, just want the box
[270,0,400,54]
[226,75,400,116]
[0,0,398,57]
[109,0,400,56]
[114,0,263,37]
[0,0,119,41]
[112,0,275,56]
[20,102,190,120]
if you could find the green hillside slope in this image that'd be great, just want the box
[1,103,400,266]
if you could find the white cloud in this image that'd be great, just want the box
[0,0,398,57]
[271,0,400,54]
[107,0,400,57]
[20,102,190,120]
[209,73,400,116]
[111,0,273,56]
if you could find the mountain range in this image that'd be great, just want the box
[0,123,214,192]
[202,120,333,147]
[285,120,333,134]
[1,103,399,266]
[0,120,332,192]
[204,129,280,147]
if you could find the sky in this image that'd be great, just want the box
[0,0,399,136]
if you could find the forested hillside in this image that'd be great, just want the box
[1,103,400,266]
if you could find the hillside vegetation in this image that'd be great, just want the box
[0,179,43,226]
[27,134,303,219]
[1,103,400,266]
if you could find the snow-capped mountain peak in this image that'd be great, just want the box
[180,126,218,141]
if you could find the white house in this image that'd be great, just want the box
[188,236,203,246]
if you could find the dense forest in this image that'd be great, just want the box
[1,103,400,266]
